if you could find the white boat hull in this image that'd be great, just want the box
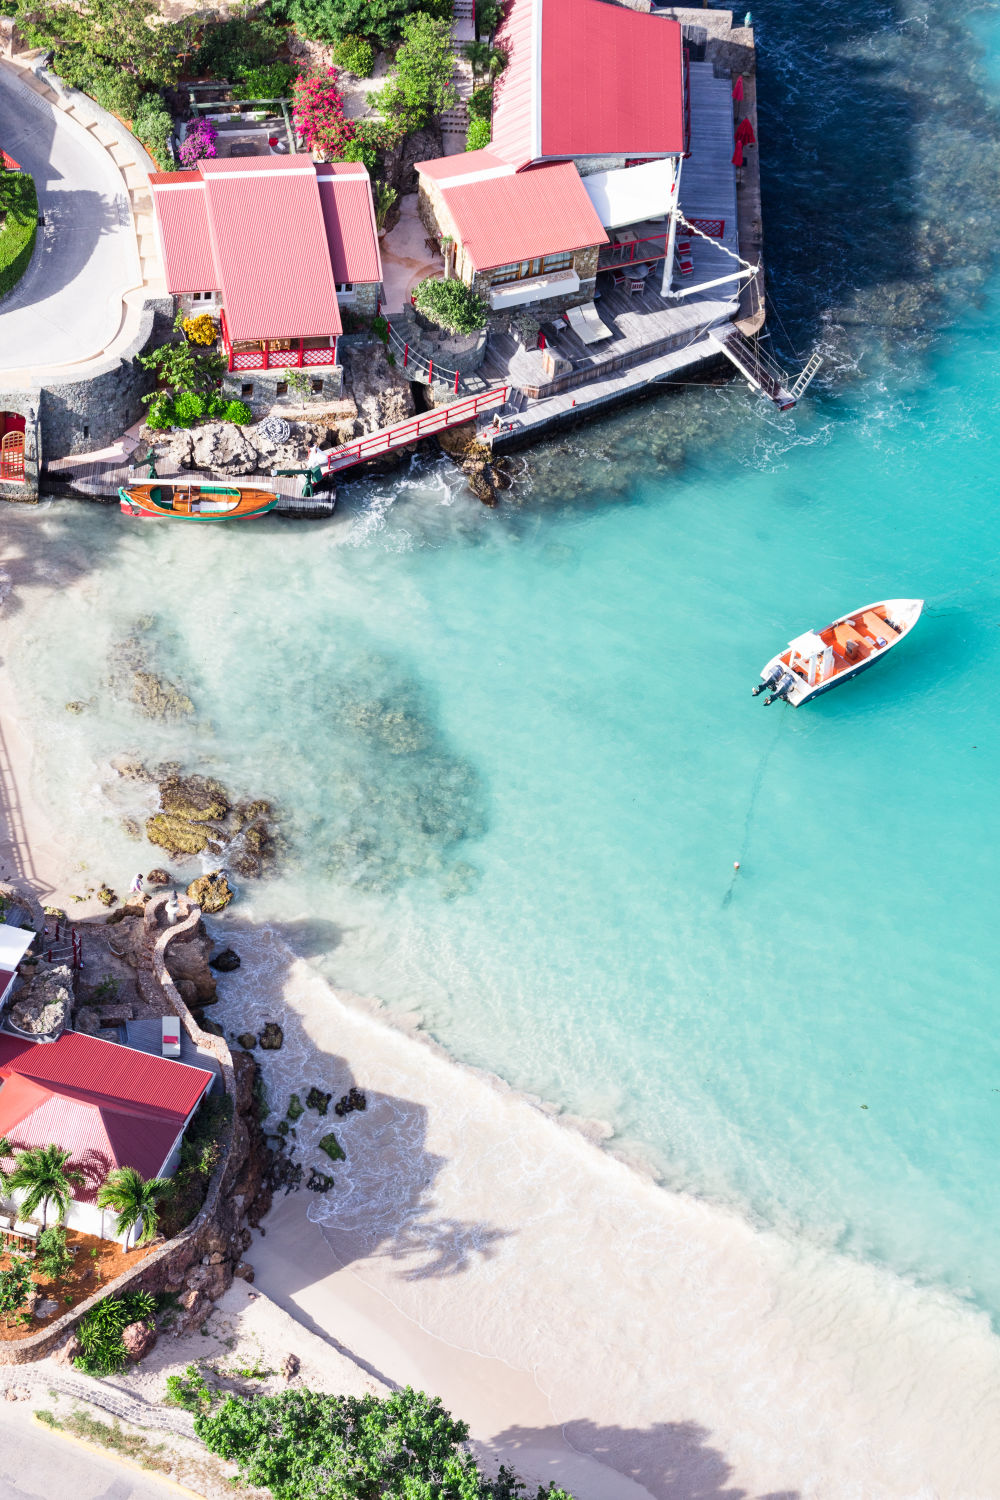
[756,598,923,707]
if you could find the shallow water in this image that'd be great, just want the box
[4,0,1000,1346]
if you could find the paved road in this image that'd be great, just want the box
[0,69,140,372]
[0,1404,190,1499]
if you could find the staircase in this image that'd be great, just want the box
[709,327,797,409]
[441,0,476,155]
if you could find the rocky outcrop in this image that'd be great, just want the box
[131,766,278,878]
[7,964,72,1038]
[435,422,515,506]
[209,948,240,973]
[121,1320,157,1362]
[186,873,233,915]
[163,924,218,1007]
[108,625,194,722]
[341,343,415,435]
[258,1021,283,1050]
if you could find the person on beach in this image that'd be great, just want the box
[130,872,144,895]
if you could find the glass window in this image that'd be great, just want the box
[491,253,574,284]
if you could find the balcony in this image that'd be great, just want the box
[220,314,339,372]
[488,268,580,311]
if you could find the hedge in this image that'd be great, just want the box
[0,172,39,300]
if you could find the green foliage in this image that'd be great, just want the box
[224,399,254,424]
[414,276,488,333]
[36,1226,73,1281]
[194,15,285,81]
[475,0,502,37]
[139,323,225,404]
[376,12,457,134]
[194,1385,576,1499]
[282,0,416,48]
[3,1144,83,1229]
[372,312,389,344]
[372,178,397,230]
[17,0,184,95]
[171,390,206,427]
[88,69,145,120]
[465,116,491,150]
[132,99,174,167]
[75,1291,157,1377]
[0,171,38,299]
[0,1262,34,1325]
[341,118,400,173]
[93,974,118,1000]
[97,1166,171,1246]
[145,393,174,430]
[158,1090,233,1238]
[232,61,297,100]
[332,34,374,76]
[165,1363,217,1414]
[468,82,493,120]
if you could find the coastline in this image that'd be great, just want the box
[4,638,1000,1497]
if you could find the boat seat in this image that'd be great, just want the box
[833,623,869,657]
[862,611,897,639]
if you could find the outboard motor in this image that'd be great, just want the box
[752,663,784,697]
[764,672,796,706]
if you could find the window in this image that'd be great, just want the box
[276,381,288,397]
[336,282,353,293]
[311,379,324,393]
[490,252,575,285]
[241,383,254,398]
[191,291,216,302]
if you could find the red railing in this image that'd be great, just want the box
[324,387,509,473]
[0,434,25,482]
[221,313,338,372]
[599,233,670,269]
[684,47,691,157]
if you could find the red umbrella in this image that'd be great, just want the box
[731,140,744,167]
[736,116,756,146]
[732,76,744,102]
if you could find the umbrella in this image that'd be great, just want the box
[732,76,744,102]
[731,140,744,167]
[736,117,756,146]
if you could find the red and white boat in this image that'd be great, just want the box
[753,598,923,706]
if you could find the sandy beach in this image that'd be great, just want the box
[4,566,1000,1498]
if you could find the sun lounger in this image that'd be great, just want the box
[565,301,613,345]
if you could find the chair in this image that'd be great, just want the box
[565,302,613,344]
[627,277,646,296]
[612,269,627,287]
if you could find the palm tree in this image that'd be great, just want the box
[4,1144,83,1229]
[464,39,491,76]
[97,1167,171,1248]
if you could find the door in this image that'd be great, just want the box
[0,430,25,482]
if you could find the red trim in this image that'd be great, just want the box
[325,387,509,473]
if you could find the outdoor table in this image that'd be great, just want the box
[615,228,637,244]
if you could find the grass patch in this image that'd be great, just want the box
[0,172,39,299]
[53,1409,173,1474]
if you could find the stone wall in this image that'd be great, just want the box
[223,364,345,408]
[343,280,380,319]
[0,893,271,1365]
[0,390,40,501]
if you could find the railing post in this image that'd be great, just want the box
[264,341,270,371]
[298,340,303,367]
[454,369,460,394]
[428,358,433,384]
[403,342,409,367]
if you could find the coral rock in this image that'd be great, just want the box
[258,1021,283,1050]
[146,814,211,857]
[121,1320,157,1363]
[280,1353,300,1380]
[186,873,233,914]
[236,1032,258,1050]
[147,868,171,886]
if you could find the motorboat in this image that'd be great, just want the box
[753,598,923,706]
[118,481,278,521]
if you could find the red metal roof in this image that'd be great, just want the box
[0,1031,213,1200]
[491,0,684,166]
[1,151,20,172]
[315,163,382,286]
[414,149,508,183]
[148,172,216,294]
[436,161,607,271]
[198,156,342,342]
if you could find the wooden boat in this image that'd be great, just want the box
[118,481,278,521]
[753,598,923,706]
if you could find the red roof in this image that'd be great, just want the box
[431,161,607,272]
[1,151,20,172]
[315,163,382,285]
[150,156,380,342]
[491,0,684,166]
[0,1031,213,1202]
[414,148,509,184]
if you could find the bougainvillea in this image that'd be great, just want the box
[291,69,356,161]
[179,117,218,168]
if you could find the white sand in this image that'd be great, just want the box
[3,591,1000,1497]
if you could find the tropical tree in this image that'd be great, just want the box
[291,69,357,161]
[97,1166,171,1247]
[376,13,458,136]
[3,1144,83,1229]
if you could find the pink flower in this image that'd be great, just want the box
[292,68,356,160]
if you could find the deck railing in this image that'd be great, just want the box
[323,387,509,473]
[220,313,338,372]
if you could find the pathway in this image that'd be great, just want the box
[0,58,161,380]
[440,0,476,155]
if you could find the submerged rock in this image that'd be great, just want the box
[147,868,171,886]
[161,774,230,824]
[236,1032,258,1050]
[306,1087,331,1116]
[187,872,233,914]
[209,947,241,973]
[131,671,193,720]
[258,1021,283,1050]
[146,814,211,857]
[318,1131,345,1162]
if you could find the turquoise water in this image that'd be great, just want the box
[5,0,1000,1333]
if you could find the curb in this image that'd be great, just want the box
[30,1411,207,1498]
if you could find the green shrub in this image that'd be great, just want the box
[132,99,174,168]
[223,399,253,424]
[333,34,374,75]
[37,1226,73,1281]
[279,0,416,48]
[465,116,490,150]
[0,172,38,299]
[468,82,492,120]
[0,1263,34,1325]
[87,68,145,120]
[165,1363,217,1414]
[205,389,229,418]
[341,118,399,173]
[195,16,285,81]
[158,1091,233,1239]
[232,61,297,100]
[76,1291,157,1376]
[376,13,457,134]
[145,393,175,430]
[414,276,488,334]
[172,390,206,426]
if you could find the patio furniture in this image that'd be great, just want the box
[565,301,613,344]
[627,277,646,295]
[615,228,637,244]
[612,269,627,287]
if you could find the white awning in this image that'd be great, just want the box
[0,923,34,970]
[787,630,826,658]
[581,158,674,230]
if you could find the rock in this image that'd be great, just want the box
[8,965,73,1038]
[280,1352,300,1379]
[51,1333,82,1366]
[33,1298,60,1320]
[176,978,199,1009]
[237,1032,258,1050]
[199,1016,225,1037]
[112,756,154,782]
[131,671,194,720]
[147,868,171,886]
[4,1386,30,1401]
[286,1093,304,1121]
[166,932,218,1004]
[178,1287,202,1312]
[161,774,230,824]
[306,1087,331,1116]
[258,1021,283,1050]
[341,343,416,436]
[306,1168,334,1192]
[146,813,211,857]
[121,817,142,841]
[74,1007,100,1035]
[97,884,117,908]
[185,1261,230,1300]
[209,947,241,973]
[234,1261,255,1283]
[65,700,87,714]
[318,1131,345,1163]
[121,1320,157,1363]
[189,422,260,476]
[187,873,233,914]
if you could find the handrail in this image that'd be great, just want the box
[384,321,473,393]
[324,386,509,472]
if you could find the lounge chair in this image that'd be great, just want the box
[565,302,612,345]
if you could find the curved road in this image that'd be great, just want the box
[0,69,141,373]
[0,1404,188,1499]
